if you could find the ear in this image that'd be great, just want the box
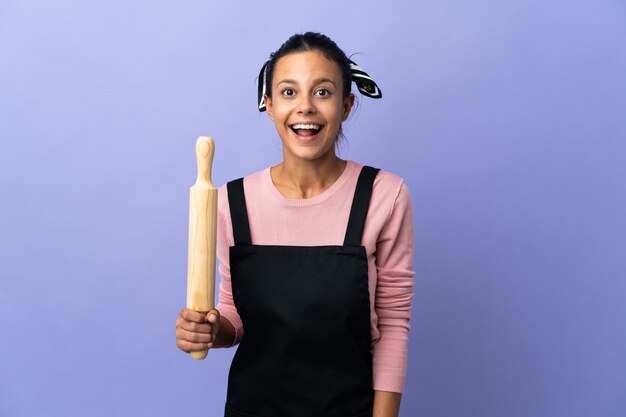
[341,93,355,122]
[264,94,274,120]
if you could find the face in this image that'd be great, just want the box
[265,50,354,164]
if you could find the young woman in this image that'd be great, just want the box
[176,32,415,417]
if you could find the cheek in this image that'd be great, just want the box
[269,101,289,120]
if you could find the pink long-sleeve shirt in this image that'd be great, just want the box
[215,160,415,393]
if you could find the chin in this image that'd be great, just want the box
[290,149,336,163]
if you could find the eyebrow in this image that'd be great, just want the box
[276,78,337,87]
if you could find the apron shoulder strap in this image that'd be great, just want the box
[343,166,380,246]
[227,178,252,245]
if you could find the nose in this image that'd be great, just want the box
[297,94,316,114]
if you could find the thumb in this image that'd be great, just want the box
[206,309,220,335]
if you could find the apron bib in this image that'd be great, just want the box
[225,166,379,417]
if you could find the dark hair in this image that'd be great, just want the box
[264,32,352,100]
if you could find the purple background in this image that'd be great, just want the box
[1,1,625,416]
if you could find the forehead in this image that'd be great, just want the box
[272,50,343,84]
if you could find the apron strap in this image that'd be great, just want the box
[343,166,380,246]
[227,178,252,245]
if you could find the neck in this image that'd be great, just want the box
[271,155,347,199]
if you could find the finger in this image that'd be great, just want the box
[177,339,211,353]
[182,308,209,323]
[177,319,212,334]
[206,310,221,336]
[176,328,213,343]
[206,309,220,324]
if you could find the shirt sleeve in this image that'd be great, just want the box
[372,181,415,393]
[215,187,244,346]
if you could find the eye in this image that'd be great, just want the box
[281,88,295,97]
[315,88,330,97]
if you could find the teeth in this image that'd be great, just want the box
[292,124,321,130]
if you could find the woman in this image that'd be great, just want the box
[176,32,414,417]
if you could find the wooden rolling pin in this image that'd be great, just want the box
[186,136,217,360]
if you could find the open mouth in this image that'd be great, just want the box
[290,123,323,138]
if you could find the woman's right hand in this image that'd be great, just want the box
[175,308,221,353]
